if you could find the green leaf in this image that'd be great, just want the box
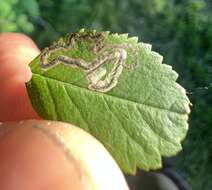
[26,29,191,174]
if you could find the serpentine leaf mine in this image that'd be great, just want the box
[40,29,138,92]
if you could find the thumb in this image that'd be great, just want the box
[0,120,129,190]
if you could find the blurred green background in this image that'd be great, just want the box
[0,0,211,189]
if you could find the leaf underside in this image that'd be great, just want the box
[26,29,190,174]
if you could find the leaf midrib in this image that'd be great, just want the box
[32,72,186,115]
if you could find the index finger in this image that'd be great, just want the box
[0,33,40,122]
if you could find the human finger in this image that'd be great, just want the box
[0,33,40,121]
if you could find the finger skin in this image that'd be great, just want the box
[0,121,86,190]
[0,33,39,82]
[0,33,40,121]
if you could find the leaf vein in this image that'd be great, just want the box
[34,73,187,115]
[102,96,148,164]
[63,85,90,132]
[138,110,178,147]
[46,80,59,120]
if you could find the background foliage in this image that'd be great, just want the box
[1,0,211,189]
